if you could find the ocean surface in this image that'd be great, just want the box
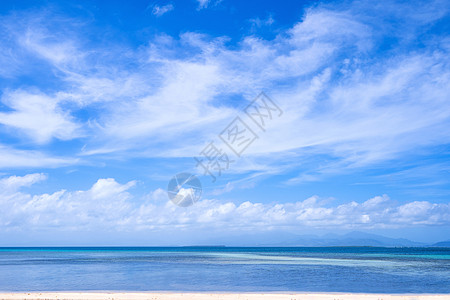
[0,247,449,293]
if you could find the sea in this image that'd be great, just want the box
[0,247,449,293]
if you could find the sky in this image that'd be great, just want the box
[0,0,449,246]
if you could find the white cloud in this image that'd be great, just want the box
[0,174,135,229]
[21,28,81,66]
[1,174,448,231]
[0,145,78,168]
[84,3,448,179]
[249,15,274,29]
[89,178,136,200]
[197,0,211,9]
[0,0,448,177]
[0,90,82,143]
[152,4,174,17]
[0,173,46,192]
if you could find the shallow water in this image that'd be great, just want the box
[0,247,449,293]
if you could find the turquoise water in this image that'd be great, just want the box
[0,247,449,293]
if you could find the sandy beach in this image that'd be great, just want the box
[0,293,448,300]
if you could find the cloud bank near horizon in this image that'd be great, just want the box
[1,174,448,233]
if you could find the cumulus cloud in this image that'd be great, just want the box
[0,173,47,192]
[0,174,135,229]
[1,174,448,231]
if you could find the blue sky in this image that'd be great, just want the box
[0,0,449,246]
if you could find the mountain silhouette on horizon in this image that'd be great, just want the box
[253,231,449,247]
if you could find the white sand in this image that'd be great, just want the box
[0,293,448,300]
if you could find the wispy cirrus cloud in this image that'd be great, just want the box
[0,0,448,183]
[196,0,211,10]
[0,145,78,169]
[151,3,174,17]
[0,90,82,143]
